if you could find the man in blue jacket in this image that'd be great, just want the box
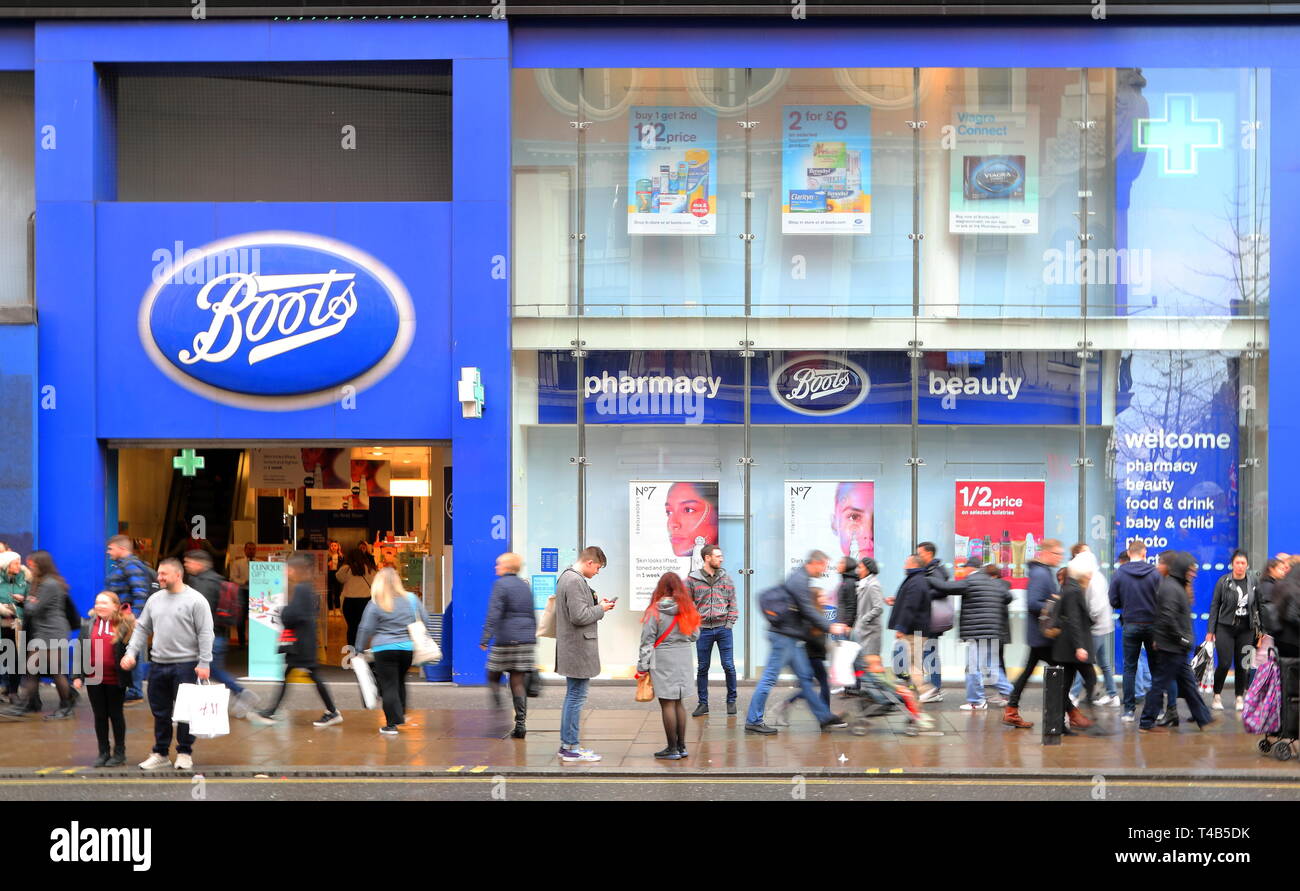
[889,554,936,701]
[1003,539,1065,729]
[745,550,848,735]
[1109,539,1164,721]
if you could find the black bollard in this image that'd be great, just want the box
[1041,665,1065,746]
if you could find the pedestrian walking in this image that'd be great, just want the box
[1206,549,1259,712]
[73,592,135,767]
[355,567,432,736]
[183,549,258,717]
[337,548,376,649]
[744,550,848,735]
[931,559,1014,711]
[120,558,213,771]
[0,550,28,703]
[685,544,738,717]
[888,554,937,702]
[554,547,615,762]
[1139,552,1216,733]
[1069,544,1118,707]
[251,553,341,729]
[0,551,76,720]
[768,585,834,727]
[480,552,537,739]
[105,535,155,701]
[851,557,885,659]
[1110,539,1165,722]
[636,572,701,759]
[917,542,949,702]
[1002,539,1065,729]
[1054,551,1098,733]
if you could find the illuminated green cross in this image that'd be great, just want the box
[173,449,205,476]
[1135,93,1222,176]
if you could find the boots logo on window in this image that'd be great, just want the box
[770,354,870,417]
[139,232,415,412]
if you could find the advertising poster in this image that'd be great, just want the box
[627,106,717,235]
[784,481,875,616]
[953,480,1045,592]
[247,559,287,680]
[948,107,1039,234]
[629,480,719,610]
[781,105,871,234]
[1112,351,1238,653]
[252,448,391,508]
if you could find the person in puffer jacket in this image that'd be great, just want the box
[931,560,1013,710]
[1138,551,1215,733]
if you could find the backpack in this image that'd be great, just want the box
[215,580,242,628]
[1039,591,1064,639]
[759,584,797,627]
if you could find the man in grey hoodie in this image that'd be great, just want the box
[121,558,213,772]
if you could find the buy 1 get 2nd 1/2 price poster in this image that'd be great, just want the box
[953,480,1044,591]
[627,107,718,236]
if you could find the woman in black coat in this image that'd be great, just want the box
[252,554,340,727]
[481,552,538,738]
[1051,552,1097,731]
[931,561,1014,709]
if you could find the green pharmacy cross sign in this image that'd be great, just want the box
[1135,93,1223,176]
[173,449,205,477]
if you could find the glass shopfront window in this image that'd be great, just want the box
[511,66,1270,680]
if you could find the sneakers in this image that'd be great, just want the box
[691,703,709,717]
[653,747,682,760]
[819,713,848,731]
[1121,710,1136,722]
[960,701,988,711]
[919,689,944,704]
[312,712,343,727]
[1236,699,1245,712]
[232,689,261,719]
[987,696,1009,708]
[379,725,399,736]
[726,702,737,716]
[1104,694,1122,707]
[174,753,193,771]
[768,700,790,727]
[1092,693,1117,707]
[247,711,278,726]
[1213,695,1224,711]
[138,753,171,770]
[744,722,778,735]
[559,748,602,762]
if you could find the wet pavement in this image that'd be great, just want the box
[0,679,1293,781]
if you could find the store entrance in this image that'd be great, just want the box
[108,442,451,675]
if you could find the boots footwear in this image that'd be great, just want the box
[510,695,527,739]
[106,747,126,768]
[1066,706,1093,729]
[93,750,111,768]
[1002,706,1034,729]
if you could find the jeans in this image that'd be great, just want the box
[1135,649,1151,697]
[965,638,1012,703]
[924,636,942,690]
[905,633,935,698]
[695,626,737,705]
[786,655,830,707]
[1139,649,1213,729]
[1122,623,1157,711]
[209,635,244,696]
[746,632,834,726]
[147,661,197,756]
[1072,631,1118,699]
[560,676,590,749]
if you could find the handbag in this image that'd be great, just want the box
[635,615,679,703]
[406,595,443,665]
[276,627,298,655]
[537,595,556,638]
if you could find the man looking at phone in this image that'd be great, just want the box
[555,546,615,763]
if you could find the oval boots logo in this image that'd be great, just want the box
[770,353,870,417]
[139,232,415,410]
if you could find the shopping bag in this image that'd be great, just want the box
[1191,640,1215,695]
[187,683,231,738]
[171,682,198,724]
[536,595,556,638]
[342,646,379,710]
[830,639,862,688]
[1243,653,1281,735]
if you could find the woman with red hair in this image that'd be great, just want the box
[637,572,701,760]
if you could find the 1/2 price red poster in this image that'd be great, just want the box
[953,480,1044,591]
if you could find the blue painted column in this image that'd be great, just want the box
[450,50,511,684]
[35,54,107,613]
[1268,72,1298,555]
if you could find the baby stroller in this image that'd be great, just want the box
[1255,655,1300,761]
[845,654,933,737]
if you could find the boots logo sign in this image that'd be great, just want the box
[138,232,415,411]
[770,354,870,416]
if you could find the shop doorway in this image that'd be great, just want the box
[107,442,452,675]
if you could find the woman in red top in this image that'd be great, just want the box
[74,592,136,768]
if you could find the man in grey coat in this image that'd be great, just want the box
[555,546,614,763]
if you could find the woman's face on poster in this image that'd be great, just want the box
[832,483,874,558]
[665,482,718,558]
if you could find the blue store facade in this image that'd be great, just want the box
[0,9,1296,683]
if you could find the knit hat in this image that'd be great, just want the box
[0,551,20,573]
[1067,550,1100,580]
